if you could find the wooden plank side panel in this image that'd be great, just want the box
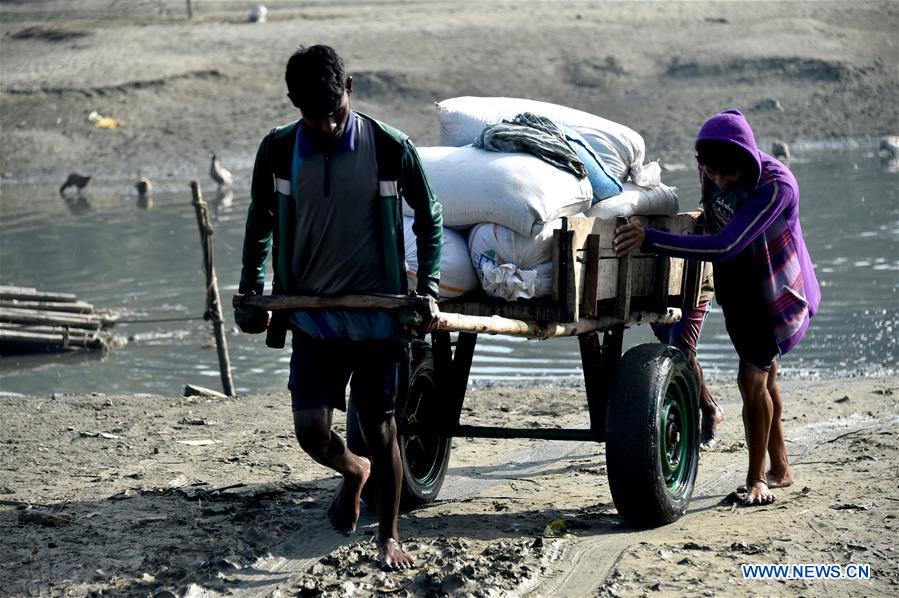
[582,234,600,317]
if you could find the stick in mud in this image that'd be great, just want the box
[190,181,235,397]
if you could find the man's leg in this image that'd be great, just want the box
[684,350,724,445]
[737,360,775,505]
[765,360,793,488]
[293,408,371,534]
[351,342,414,570]
[358,412,414,570]
[655,300,723,443]
[287,333,370,534]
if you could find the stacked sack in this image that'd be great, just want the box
[403,216,479,299]
[407,96,681,302]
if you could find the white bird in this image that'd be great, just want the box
[247,5,268,23]
[210,154,234,188]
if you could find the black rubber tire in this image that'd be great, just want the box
[397,340,452,507]
[606,343,699,527]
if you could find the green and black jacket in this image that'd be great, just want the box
[238,112,443,347]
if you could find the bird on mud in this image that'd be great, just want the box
[59,173,92,198]
[135,177,153,210]
[878,135,899,159]
[247,4,268,23]
[210,154,234,189]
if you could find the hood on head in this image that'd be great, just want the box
[696,109,762,185]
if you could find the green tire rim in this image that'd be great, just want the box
[659,373,695,494]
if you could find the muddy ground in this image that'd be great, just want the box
[1,1,897,184]
[1,376,898,596]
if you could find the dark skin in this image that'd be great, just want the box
[286,77,414,570]
[676,344,724,445]
[613,166,792,506]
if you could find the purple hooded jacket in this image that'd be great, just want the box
[643,109,820,355]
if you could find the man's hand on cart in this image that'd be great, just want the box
[614,217,646,257]
[233,292,271,334]
[397,293,440,339]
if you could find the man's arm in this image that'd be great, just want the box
[239,135,275,295]
[400,139,443,298]
[641,181,792,262]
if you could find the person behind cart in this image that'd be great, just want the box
[614,109,820,506]
[233,45,443,570]
[651,263,724,446]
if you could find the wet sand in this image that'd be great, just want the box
[1,377,897,595]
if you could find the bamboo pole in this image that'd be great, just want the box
[434,309,681,339]
[0,299,95,314]
[235,292,433,312]
[0,329,108,351]
[0,307,110,329]
[190,181,234,397]
[0,286,79,303]
[236,293,681,339]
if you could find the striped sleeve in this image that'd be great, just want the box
[643,181,790,262]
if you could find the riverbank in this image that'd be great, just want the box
[1,1,897,183]
[1,376,897,596]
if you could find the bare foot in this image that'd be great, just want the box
[327,458,371,535]
[379,537,415,571]
[766,465,793,489]
[742,480,775,506]
[700,402,725,445]
[737,467,793,492]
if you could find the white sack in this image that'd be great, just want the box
[411,145,593,236]
[467,221,558,300]
[583,182,679,220]
[436,96,646,183]
[404,217,478,298]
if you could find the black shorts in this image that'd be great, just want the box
[720,298,779,372]
[287,331,407,419]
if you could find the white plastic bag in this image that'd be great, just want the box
[436,96,646,182]
[412,145,593,236]
[583,182,679,220]
[404,217,478,298]
[467,221,559,300]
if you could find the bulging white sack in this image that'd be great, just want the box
[583,182,680,220]
[467,221,559,300]
[411,145,593,236]
[436,96,646,183]
[404,217,478,298]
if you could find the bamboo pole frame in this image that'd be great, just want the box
[234,293,681,340]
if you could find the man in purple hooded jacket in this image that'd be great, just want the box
[614,109,820,506]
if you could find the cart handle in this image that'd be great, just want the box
[233,293,681,339]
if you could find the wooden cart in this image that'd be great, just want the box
[239,213,705,527]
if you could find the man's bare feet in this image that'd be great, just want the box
[327,457,371,535]
[700,402,725,445]
[737,466,794,492]
[379,537,415,571]
[743,480,775,506]
[765,464,793,489]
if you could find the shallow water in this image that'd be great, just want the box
[0,150,896,395]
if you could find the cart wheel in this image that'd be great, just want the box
[606,343,699,527]
[397,340,451,507]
